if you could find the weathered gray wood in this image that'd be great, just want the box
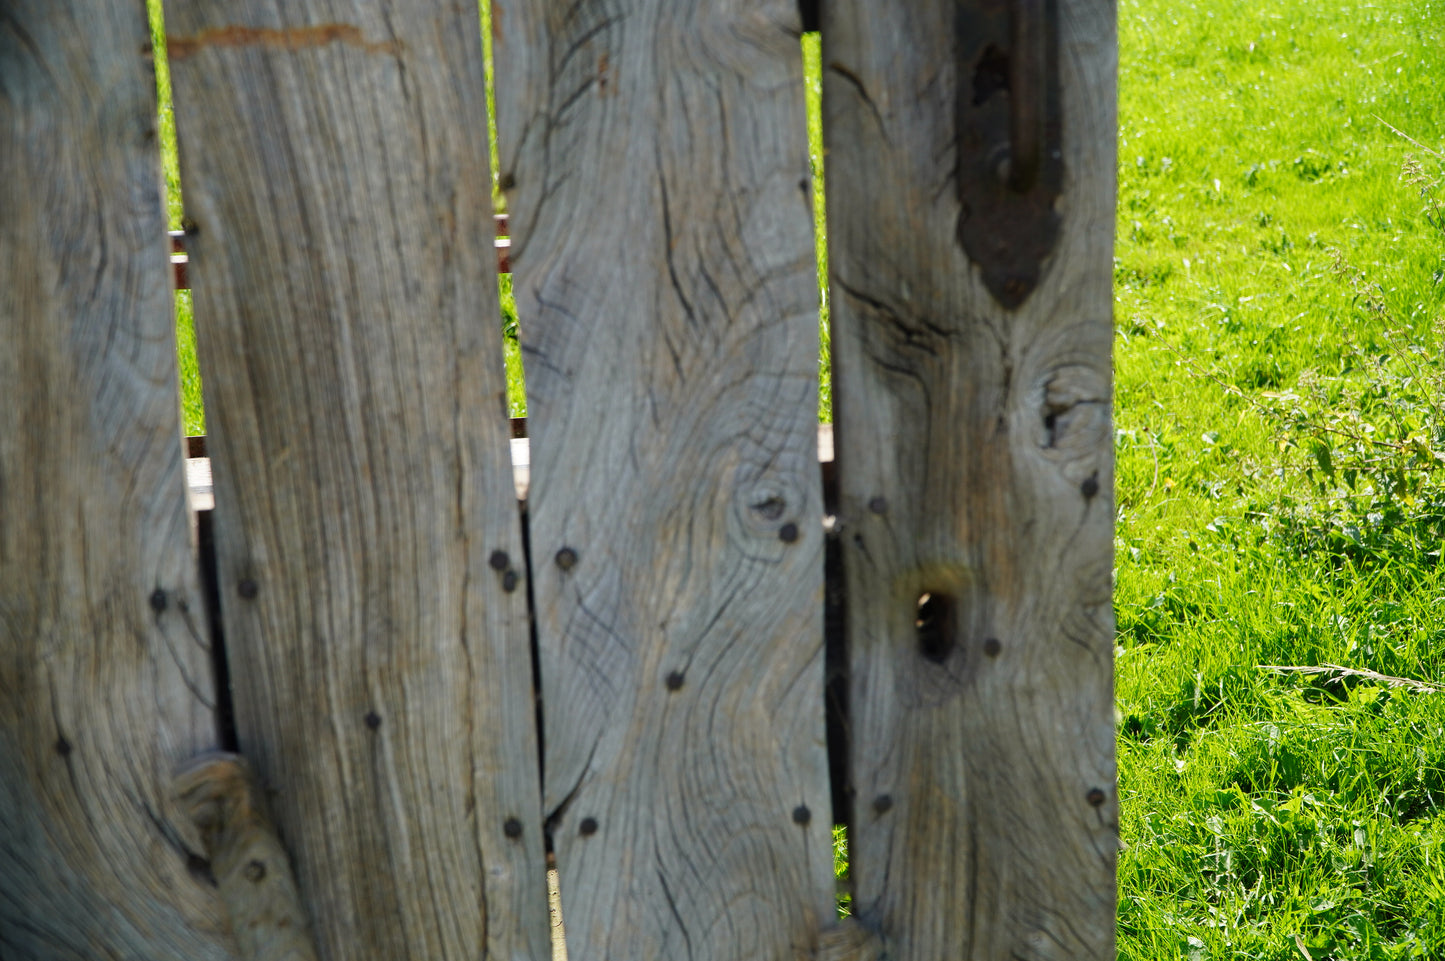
[0,3,234,958]
[494,1,835,958]
[822,1,1118,958]
[175,753,321,961]
[164,4,548,960]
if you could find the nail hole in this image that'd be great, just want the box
[983,637,1002,658]
[237,579,258,599]
[1087,787,1107,807]
[243,859,267,883]
[579,817,598,836]
[555,547,578,571]
[778,522,799,543]
[867,496,888,515]
[503,818,523,839]
[489,550,509,571]
[1081,473,1100,499]
[916,592,957,664]
[54,737,72,757]
[665,670,685,691]
[792,805,811,825]
[364,711,381,730]
[872,794,893,815]
[149,588,168,613]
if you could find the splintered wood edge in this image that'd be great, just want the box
[173,752,320,961]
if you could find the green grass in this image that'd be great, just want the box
[146,0,202,435]
[1114,1,1445,956]
[146,0,1445,954]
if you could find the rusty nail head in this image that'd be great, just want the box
[244,859,267,883]
[868,496,888,515]
[502,570,519,593]
[792,805,811,825]
[364,710,381,730]
[579,817,598,836]
[778,522,799,543]
[489,550,509,571]
[983,638,1002,658]
[556,547,578,571]
[872,794,893,815]
[149,589,168,613]
[1087,787,1107,807]
[504,818,523,839]
[237,579,258,599]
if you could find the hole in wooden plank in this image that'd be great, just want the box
[915,591,957,664]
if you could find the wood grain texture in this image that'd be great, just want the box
[175,753,321,961]
[822,1,1118,958]
[165,3,548,959]
[0,3,234,957]
[493,1,835,958]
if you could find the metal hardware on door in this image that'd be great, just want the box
[955,0,1063,309]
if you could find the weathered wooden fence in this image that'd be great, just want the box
[1,0,1117,958]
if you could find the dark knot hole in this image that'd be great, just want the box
[915,591,957,664]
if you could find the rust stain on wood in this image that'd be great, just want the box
[166,24,401,59]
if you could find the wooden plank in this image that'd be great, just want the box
[164,4,548,960]
[494,2,836,958]
[0,3,234,958]
[822,1,1118,958]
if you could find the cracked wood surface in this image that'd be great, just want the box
[165,2,548,959]
[494,0,835,958]
[0,3,233,958]
[822,0,1118,958]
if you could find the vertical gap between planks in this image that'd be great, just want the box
[518,494,565,960]
[803,30,833,424]
[484,0,550,950]
[478,0,529,418]
[805,22,855,921]
[148,0,230,753]
[146,0,205,437]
